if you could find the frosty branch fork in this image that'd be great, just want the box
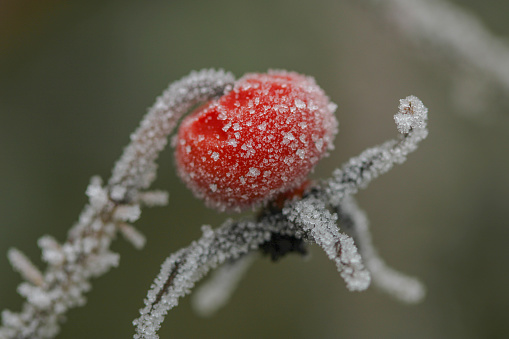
[1,69,428,339]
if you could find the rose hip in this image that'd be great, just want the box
[174,71,338,211]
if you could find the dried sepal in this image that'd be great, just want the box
[192,254,256,317]
[137,191,169,207]
[118,223,146,250]
[7,248,44,287]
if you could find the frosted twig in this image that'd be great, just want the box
[337,197,425,303]
[133,201,369,337]
[1,69,235,339]
[108,69,235,197]
[283,197,371,291]
[364,0,509,102]
[192,254,256,317]
[325,95,428,206]
[133,219,290,339]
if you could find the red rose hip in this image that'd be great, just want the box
[174,70,338,211]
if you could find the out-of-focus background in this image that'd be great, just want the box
[1,1,508,338]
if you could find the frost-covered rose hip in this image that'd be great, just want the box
[174,70,338,211]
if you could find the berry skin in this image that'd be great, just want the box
[174,70,338,211]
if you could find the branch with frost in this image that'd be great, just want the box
[362,0,509,117]
[133,201,369,338]
[192,254,256,317]
[365,0,509,90]
[0,69,235,339]
[336,196,425,303]
[324,95,428,205]
[133,95,428,338]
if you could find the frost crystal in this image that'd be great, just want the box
[114,204,141,222]
[248,167,260,177]
[325,95,428,206]
[394,95,428,134]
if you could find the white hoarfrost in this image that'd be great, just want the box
[283,197,371,291]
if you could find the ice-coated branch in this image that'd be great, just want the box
[364,0,509,95]
[133,219,290,339]
[0,69,235,339]
[192,254,256,317]
[108,69,235,197]
[283,197,371,291]
[133,198,371,338]
[325,95,428,206]
[336,197,425,303]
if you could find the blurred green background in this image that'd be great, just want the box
[1,0,508,338]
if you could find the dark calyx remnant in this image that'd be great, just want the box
[260,233,307,261]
